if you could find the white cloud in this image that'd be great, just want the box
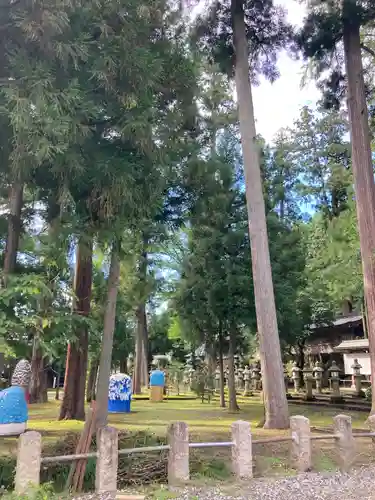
[252,0,321,143]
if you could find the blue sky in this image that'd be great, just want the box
[252,0,321,143]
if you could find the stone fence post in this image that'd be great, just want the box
[333,414,354,472]
[231,420,252,478]
[15,431,42,495]
[168,421,189,485]
[290,416,311,472]
[95,426,119,496]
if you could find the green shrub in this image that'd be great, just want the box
[365,386,372,401]
[1,483,67,499]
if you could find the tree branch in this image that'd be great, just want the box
[361,44,375,58]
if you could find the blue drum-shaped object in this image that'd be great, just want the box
[150,370,165,387]
[108,373,132,413]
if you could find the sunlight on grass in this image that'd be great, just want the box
[0,397,369,456]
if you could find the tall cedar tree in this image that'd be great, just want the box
[299,0,375,414]
[193,0,292,428]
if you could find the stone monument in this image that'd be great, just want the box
[291,362,301,392]
[0,358,31,436]
[313,361,324,394]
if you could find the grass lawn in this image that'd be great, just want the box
[1,395,374,481]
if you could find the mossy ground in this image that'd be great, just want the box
[1,393,374,492]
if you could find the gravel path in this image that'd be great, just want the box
[170,467,375,500]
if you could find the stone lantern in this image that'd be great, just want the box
[243,365,252,397]
[291,362,301,392]
[224,367,229,389]
[214,367,221,392]
[284,366,290,398]
[237,366,244,392]
[251,365,261,391]
[351,358,363,397]
[328,361,343,403]
[313,361,324,394]
[183,366,190,393]
[188,366,195,391]
[302,365,314,401]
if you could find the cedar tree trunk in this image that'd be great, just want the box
[95,243,121,428]
[86,357,99,403]
[228,328,239,412]
[29,335,48,404]
[59,237,93,420]
[3,182,23,284]
[218,330,226,408]
[231,0,289,428]
[343,19,375,414]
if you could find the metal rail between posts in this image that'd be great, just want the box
[40,431,375,466]
[189,441,233,448]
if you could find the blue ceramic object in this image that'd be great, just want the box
[108,373,132,413]
[150,370,165,387]
[108,398,131,413]
[0,386,28,424]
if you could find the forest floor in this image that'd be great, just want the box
[3,395,375,470]
[2,395,375,498]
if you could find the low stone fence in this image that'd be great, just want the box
[14,414,375,498]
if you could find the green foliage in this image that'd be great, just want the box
[1,483,66,500]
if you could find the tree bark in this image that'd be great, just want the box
[296,340,305,388]
[231,0,289,428]
[343,20,375,414]
[96,243,121,428]
[86,357,99,403]
[55,371,61,401]
[227,328,239,412]
[29,335,48,404]
[218,330,226,408]
[59,237,93,420]
[120,358,127,373]
[133,303,147,394]
[3,182,23,284]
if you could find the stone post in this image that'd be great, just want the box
[313,361,324,394]
[15,431,42,495]
[291,362,301,392]
[351,359,363,397]
[328,361,343,403]
[243,366,252,397]
[168,421,189,485]
[231,420,252,479]
[333,414,354,472]
[96,426,118,496]
[290,416,311,472]
[302,366,314,401]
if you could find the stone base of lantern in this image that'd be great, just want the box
[242,389,253,397]
[303,394,315,402]
[329,395,344,404]
[150,386,164,402]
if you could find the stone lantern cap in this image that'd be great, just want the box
[313,361,324,374]
[291,362,301,376]
[328,360,341,377]
[302,365,314,379]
